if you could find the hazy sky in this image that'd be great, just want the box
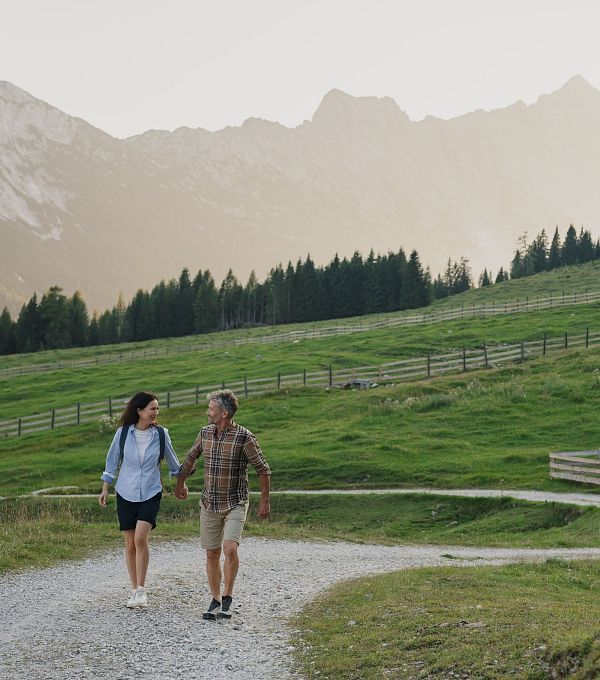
[2,0,600,138]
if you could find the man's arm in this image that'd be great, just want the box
[257,472,270,520]
[242,432,271,519]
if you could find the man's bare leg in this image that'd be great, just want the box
[222,540,239,597]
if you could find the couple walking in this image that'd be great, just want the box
[98,388,271,620]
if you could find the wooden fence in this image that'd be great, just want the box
[2,327,600,439]
[2,288,599,380]
[549,451,600,485]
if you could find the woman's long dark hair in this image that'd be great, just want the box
[120,391,159,427]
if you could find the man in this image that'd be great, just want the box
[175,389,271,621]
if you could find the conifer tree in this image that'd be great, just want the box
[561,224,579,265]
[38,286,71,349]
[0,308,15,354]
[548,227,562,269]
[15,293,41,352]
[578,227,595,263]
[68,291,89,346]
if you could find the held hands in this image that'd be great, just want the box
[174,482,189,500]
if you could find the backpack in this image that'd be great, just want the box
[119,425,166,468]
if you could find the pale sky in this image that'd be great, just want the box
[2,0,600,138]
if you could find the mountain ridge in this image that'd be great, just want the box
[1,75,598,314]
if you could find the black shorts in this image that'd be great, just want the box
[116,492,162,531]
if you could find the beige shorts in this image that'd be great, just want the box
[200,501,249,550]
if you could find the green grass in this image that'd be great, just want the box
[2,300,600,420]
[293,559,600,679]
[3,492,600,573]
[2,346,600,497]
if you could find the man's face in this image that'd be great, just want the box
[207,399,225,425]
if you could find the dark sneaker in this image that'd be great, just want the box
[202,598,221,620]
[217,595,233,619]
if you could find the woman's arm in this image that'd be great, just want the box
[98,480,110,507]
[98,428,122,505]
[163,429,182,476]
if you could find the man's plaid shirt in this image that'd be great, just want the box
[178,422,271,513]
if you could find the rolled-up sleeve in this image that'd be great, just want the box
[243,434,271,476]
[101,428,122,484]
[177,431,203,479]
[163,428,182,477]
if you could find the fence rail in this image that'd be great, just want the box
[2,326,600,439]
[549,451,600,485]
[2,288,600,380]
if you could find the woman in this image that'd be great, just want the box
[99,391,181,608]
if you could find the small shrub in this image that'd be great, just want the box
[413,393,459,412]
[499,381,527,403]
[98,414,120,435]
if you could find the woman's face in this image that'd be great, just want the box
[137,399,159,425]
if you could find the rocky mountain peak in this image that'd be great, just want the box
[311,88,411,132]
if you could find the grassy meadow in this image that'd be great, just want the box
[2,300,600,421]
[2,344,600,497]
[293,558,600,679]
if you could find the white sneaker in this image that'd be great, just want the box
[135,587,147,607]
[126,587,147,608]
[126,589,138,608]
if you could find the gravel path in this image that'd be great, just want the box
[15,487,600,508]
[3,538,600,680]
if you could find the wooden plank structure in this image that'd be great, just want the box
[549,450,600,485]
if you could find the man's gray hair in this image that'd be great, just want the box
[208,389,239,417]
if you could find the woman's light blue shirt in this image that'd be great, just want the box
[101,425,181,502]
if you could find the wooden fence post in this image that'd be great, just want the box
[244,375,248,397]
[167,392,171,408]
[329,364,333,387]
[483,343,488,368]
[586,327,590,349]
[195,385,199,404]
[427,352,431,378]
[108,398,112,418]
[564,332,568,349]
[277,373,281,390]
[303,368,307,386]
[18,417,22,437]
[520,341,525,361]
[77,402,81,425]
[462,348,467,372]
[51,409,55,430]
[543,332,547,356]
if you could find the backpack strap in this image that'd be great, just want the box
[118,425,129,469]
[156,426,165,466]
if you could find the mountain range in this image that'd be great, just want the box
[1,75,599,315]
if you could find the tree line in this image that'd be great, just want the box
[0,247,435,354]
[476,225,600,287]
[1,224,597,356]
[507,225,599,279]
